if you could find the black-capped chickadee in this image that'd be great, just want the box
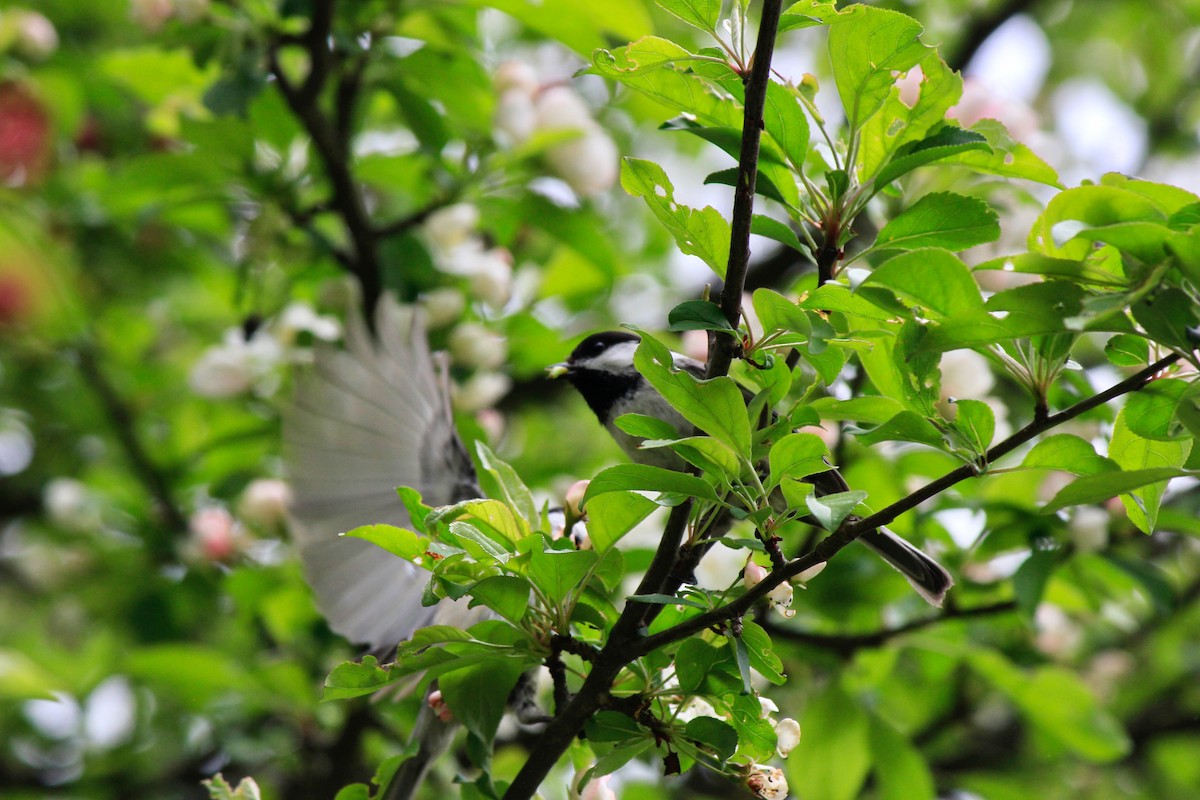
[550,330,953,606]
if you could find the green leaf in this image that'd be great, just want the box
[475,0,653,56]
[871,126,990,191]
[1124,378,1195,440]
[654,0,721,32]
[951,398,995,453]
[438,657,525,747]
[528,545,598,605]
[875,192,1000,252]
[667,299,735,332]
[685,716,739,762]
[810,395,906,425]
[791,684,871,800]
[343,525,431,565]
[1109,408,1193,532]
[1104,333,1149,367]
[920,281,1086,351]
[729,693,778,763]
[868,714,936,800]
[779,0,841,33]
[675,638,728,693]
[590,38,742,128]
[1132,288,1200,352]
[739,620,786,684]
[945,118,1061,187]
[1012,548,1059,618]
[323,656,393,701]
[828,6,929,133]
[0,649,59,700]
[397,486,433,534]
[586,710,647,743]
[1020,434,1117,476]
[856,411,946,448]
[763,80,810,170]
[621,158,732,278]
[967,649,1131,761]
[768,433,831,486]
[614,413,683,441]
[751,214,806,252]
[806,490,868,531]
[862,248,983,318]
[1029,184,1166,259]
[1042,468,1192,516]
[584,491,659,551]
[704,166,795,207]
[475,442,537,527]
[585,464,718,503]
[634,332,752,457]
[468,576,530,625]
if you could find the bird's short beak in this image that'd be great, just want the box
[547,363,570,379]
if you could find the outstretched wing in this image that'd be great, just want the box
[284,295,479,651]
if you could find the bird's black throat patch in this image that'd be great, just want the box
[565,366,641,424]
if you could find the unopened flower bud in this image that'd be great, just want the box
[188,507,240,562]
[743,559,768,590]
[797,561,826,584]
[238,479,292,530]
[427,689,454,723]
[420,287,466,328]
[565,479,590,519]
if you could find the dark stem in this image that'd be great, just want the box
[707,0,787,381]
[502,5,786,797]
[76,345,188,548]
[632,352,1183,656]
[268,6,384,318]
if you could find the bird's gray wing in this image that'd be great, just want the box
[285,295,480,652]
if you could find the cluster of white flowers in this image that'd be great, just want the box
[493,60,618,198]
[0,8,58,60]
[129,0,209,31]
[188,302,341,399]
[422,203,514,310]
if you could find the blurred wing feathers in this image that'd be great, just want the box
[285,295,479,650]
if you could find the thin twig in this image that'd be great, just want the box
[764,600,1018,656]
[76,345,189,546]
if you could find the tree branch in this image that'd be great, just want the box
[76,345,188,548]
[268,9,384,318]
[502,5,786,797]
[633,352,1184,656]
[707,0,787,380]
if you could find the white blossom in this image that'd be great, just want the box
[940,348,996,400]
[420,287,467,328]
[774,717,801,758]
[448,322,508,369]
[1067,505,1109,553]
[454,371,512,412]
[238,478,292,530]
[43,478,102,532]
[544,127,619,197]
[767,581,796,618]
[10,10,58,59]
[424,203,481,251]
[276,302,341,344]
[189,327,283,398]
[746,765,788,800]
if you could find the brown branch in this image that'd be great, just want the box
[76,345,188,548]
[501,5,786,798]
[268,9,384,318]
[632,352,1184,657]
[707,0,787,380]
